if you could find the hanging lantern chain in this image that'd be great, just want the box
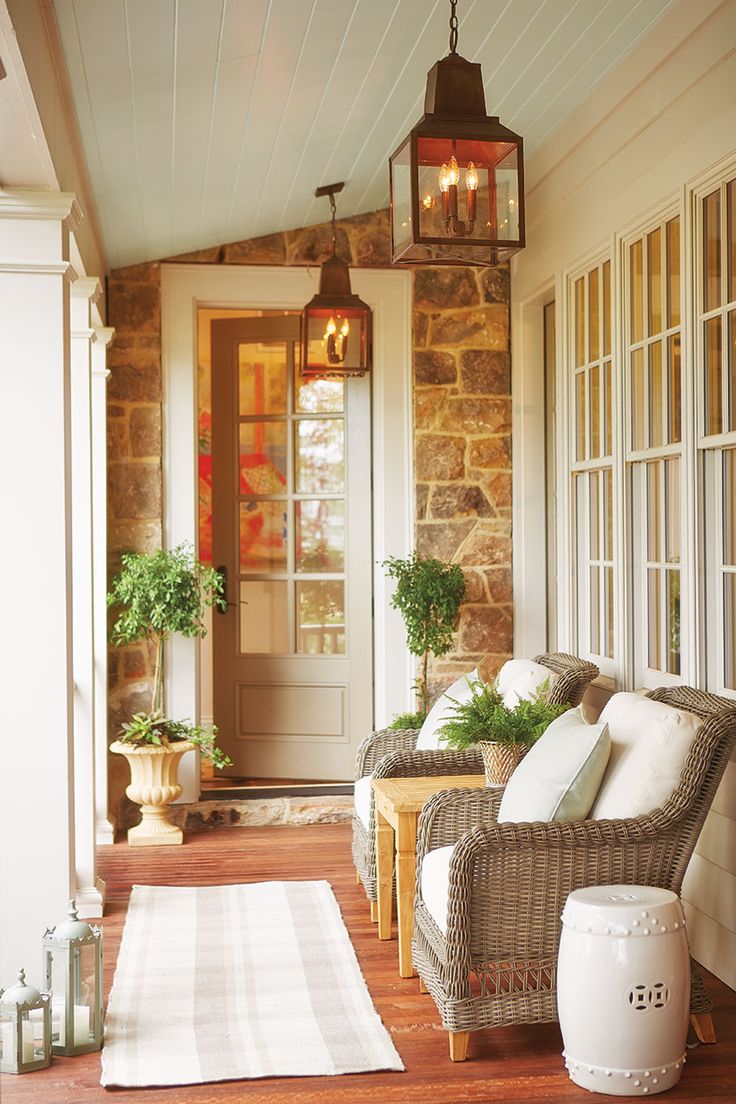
[448,0,459,55]
[329,191,338,254]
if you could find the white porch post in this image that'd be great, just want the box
[70,277,104,915]
[92,325,115,845]
[0,190,80,982]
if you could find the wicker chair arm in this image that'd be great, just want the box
[415,785,504,862]
[373,745,484,781]
[354,726,419,779]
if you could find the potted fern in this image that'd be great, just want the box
[383,552,465,728]
[437,677,568,784]
[107,543,230,846]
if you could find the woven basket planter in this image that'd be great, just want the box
[480,741,529,785]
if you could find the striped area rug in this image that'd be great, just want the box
[101,881,404,1087]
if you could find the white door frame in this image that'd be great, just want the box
[161,263,414,801]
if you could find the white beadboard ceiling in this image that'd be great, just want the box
[53,0,673,270]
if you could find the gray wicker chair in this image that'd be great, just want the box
[352,652,599,918]
[411,685,736,1061]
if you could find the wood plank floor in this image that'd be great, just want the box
[3,824,735,1103]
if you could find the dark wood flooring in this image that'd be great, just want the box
[3,824,735,1103]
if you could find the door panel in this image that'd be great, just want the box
[211,317,372,779]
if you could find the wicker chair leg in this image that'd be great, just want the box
[370,900,378,923]
[419,976,428,994]
[355,869,361,884]
[690,1012,717,1044]
[449,1032,470,1062]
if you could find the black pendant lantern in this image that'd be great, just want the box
[389,0,525,267]
[301,183,372,379]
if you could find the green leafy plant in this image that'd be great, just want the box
[108,544,231,767]
[388,710,426,731]
[383,552,465,718]
[438,678,569,751]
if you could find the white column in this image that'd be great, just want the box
[92,325,115,845]
[0,190,80,983]
[70,277,104,917]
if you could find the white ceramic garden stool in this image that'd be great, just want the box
[557,885,690,1096]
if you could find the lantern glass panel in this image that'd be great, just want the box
[0,1010,15,1066]
[303,307,368,375]
[47,951,67,1046]
[390,137,413,257]
[77,943,97,1044]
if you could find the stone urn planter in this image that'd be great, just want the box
[480,741,529,785]
[110,740,195,846]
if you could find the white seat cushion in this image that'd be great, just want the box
[415,669,478,750]
[497,706,610,823]
[589,692,701,820]
[353,775,372,828]
[420,845,454,933]
[496,658,557,709]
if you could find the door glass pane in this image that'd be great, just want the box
[589,471,600,560]
[648,227,662,336]
[239,422,287,491]
[649,341,663,447]
[668,334,681,444]
[648,568,661,670]
[240,581,289,653]
[603,467,613,560]
[667,570,681,675]
[630,239,643,343]
[667,217,680,328]
[297,581,345,655]
[647,462,660,561]
[296,500,345,572]
[575,277,585,367]
[725,574,736,690]
[239,343,287,415]
[295,419,345,493]
[295,371,344,414]
[705,316,722,436]
[729,180,736,306]
[604,360,612,455]
[665,457,680,563]
[590,364,600,458]
[604,565,614,659]
[239,501,287,572]
[603,260,611,357]
[730,311,735,431]
[589,565,600,655]
[724,449,736,565]
[704,189,721,312]
[576,372,586,461]
[589,267,600,361]
[632,349,645,449]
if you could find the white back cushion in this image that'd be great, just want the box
[353,775,372,828]
[589,692,701,820]
[496,658,557,709]
[498,706,610,823]
[420,845,454,933]
[415,670,478,750]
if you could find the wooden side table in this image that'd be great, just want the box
[371,774,486,978]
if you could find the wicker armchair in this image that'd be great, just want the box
[411,686,736,1061]
[352,652,599,915]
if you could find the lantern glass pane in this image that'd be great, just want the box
[49,954,68,1047]
[390,138,413,256]
[78,944,97,1043]
[303,307,368,374]
[1,1011,16,1067]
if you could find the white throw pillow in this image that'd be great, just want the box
[415,670,478,750]
[420,845,454,933]
[496,658,557,709]
[497,706,610,823]
[353,775,372,828]
[589,692,701,820]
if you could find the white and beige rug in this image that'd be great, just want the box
[101,881,403,1087]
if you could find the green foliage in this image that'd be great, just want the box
[382,553,465,715]
[119,711,233,770]
[438,678,569,750]
[388,710,426,731]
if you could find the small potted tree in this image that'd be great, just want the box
[382,552,465,726]
[107,543,230,846]
[437,677,568,784]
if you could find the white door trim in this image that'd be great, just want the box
[161,263,414,801]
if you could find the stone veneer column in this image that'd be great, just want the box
[70,277,104,915]
[92,326,115,844]
[0,190,79,980]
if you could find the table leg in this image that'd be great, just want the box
[375,806,394,940]
[396,813,418,978]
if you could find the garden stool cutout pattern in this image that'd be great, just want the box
[557,885,690,1096]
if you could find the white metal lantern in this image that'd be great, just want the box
[42,900,103,1055]
[0,968,51,1074]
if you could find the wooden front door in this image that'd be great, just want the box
[211,316,373,780]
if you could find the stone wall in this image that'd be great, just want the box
[106,208,511,824]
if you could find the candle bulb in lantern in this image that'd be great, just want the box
[465,161,478,229]
[447,155,460,224]
[338,319,349,363]
[438,162,451,222]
